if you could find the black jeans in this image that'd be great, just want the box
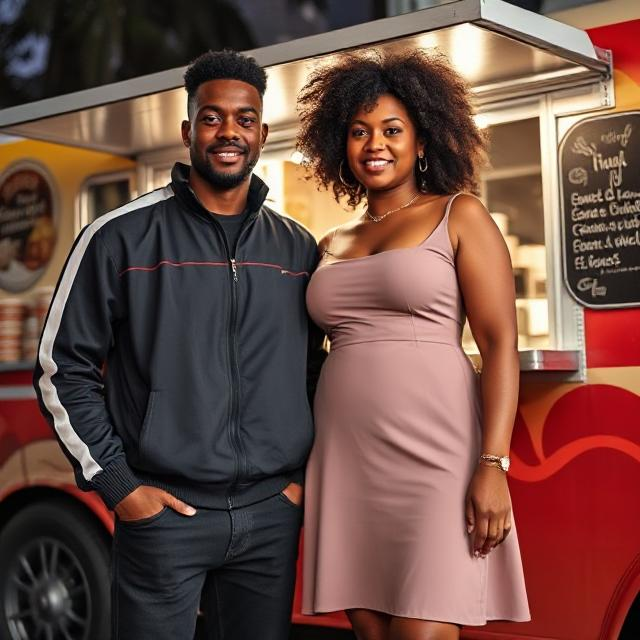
[111,492,303,640]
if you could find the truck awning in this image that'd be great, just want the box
[0,0,610,156]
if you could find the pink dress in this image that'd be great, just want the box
[302,193,530,625]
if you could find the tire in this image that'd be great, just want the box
[619,592,640,639]
[0,500,111,640]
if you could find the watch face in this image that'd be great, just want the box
[500,457,511,472]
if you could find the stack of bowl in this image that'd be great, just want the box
[0,299,25,362]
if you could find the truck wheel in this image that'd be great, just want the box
[0,500,111,640]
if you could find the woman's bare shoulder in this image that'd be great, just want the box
[449,192,490,219]
[317,218,361,255]
[316,229,334,256]
[317,224,346,256]
[445,193,503,254]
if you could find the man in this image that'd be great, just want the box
[34,50,324,640]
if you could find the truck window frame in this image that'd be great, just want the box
[76,170,137,233]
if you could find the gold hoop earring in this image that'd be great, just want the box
[339,160,364,198]
[418,154,428,173]
[339,160,357,187]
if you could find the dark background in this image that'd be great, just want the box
[0,0,550,110]
[0,0,386,109]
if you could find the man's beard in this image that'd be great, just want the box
[191,145,258,190]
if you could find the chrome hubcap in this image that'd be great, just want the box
[4,537,91,640]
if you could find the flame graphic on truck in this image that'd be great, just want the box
[509,383,640,483]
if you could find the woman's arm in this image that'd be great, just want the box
[449,194,519,557]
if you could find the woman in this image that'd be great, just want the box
[297,50,530,640]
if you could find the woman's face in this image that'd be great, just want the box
[346,93,422,193]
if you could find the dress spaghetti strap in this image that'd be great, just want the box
[322,227,340,259]
[443,191,465,222]
[418,192,465,256]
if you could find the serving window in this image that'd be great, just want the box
[462,116,549,352]
[139,80,610,379]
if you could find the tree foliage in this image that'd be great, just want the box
[0,0,255,107]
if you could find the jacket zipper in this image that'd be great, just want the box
[212,215,255,496]
[228,253,244,488]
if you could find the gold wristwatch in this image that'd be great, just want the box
[479,454,510,472]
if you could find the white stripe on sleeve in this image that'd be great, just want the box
[37,186,174,481]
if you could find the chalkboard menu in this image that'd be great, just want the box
[559,111,640,308]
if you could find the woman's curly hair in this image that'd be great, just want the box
[296,49,487,207]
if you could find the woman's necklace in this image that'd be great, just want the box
[364,192,421,223]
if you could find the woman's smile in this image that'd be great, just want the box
[361,157,394,173]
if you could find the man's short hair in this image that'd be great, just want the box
[184,50,267,117]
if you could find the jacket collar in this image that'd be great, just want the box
[170,162,270,221]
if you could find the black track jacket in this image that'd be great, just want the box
[34,163,325,510]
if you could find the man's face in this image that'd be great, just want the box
[182,79,268,190]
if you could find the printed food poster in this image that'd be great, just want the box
[0,163,57,292]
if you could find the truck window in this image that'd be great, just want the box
[78,172,136,229]
[462,117,548,352]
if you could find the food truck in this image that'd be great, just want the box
[0,1,638,638]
